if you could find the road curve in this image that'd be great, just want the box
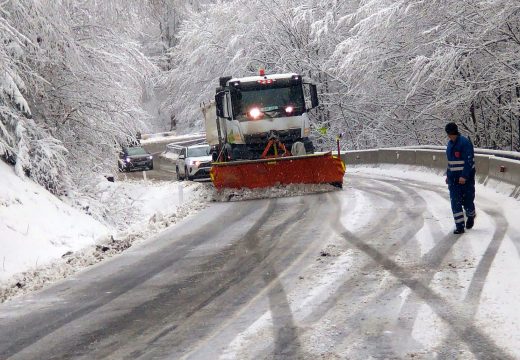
[1,171,519,359]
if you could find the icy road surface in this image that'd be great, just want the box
[1,170,520,359]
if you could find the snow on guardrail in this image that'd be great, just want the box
[395,145,520,161]
[140,132,206,145]
[341,147,520,196]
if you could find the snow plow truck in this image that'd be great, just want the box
[202,70,345,190]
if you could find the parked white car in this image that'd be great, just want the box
[176,144,212,180]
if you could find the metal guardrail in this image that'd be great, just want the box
[140,131,177,140]
[164,138,207,152]
[340,148,520,192]
[397,145,520,162]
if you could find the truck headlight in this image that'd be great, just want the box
[248,107,263,120]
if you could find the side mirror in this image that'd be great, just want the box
[310,84,319,109]
[215,92,225,118]
[215,91,231,119]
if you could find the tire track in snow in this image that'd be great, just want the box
[109,195,322,360]
[54,199,303,359]
[376,183,466,356]
[0,201,261,360]
[335,227,512,359]
[389,180,513,358]
[332,177,512,360]
[205,192,347,360]
[342,179,431,358]
[291,177,428,359]
[187,193,354,359]
[434,206,509,358]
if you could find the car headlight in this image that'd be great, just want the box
[148,155,153,160]
[125,157,131,162]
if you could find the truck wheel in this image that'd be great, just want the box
[331,182,343,189]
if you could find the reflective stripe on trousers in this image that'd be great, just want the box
[448,177,476,229]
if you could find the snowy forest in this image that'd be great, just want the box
[1,0,520,196]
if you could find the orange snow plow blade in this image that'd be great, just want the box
[210,152,345,190]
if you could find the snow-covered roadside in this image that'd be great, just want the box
[0,162,109,282]
[0,161,212,302]
[159,152,178,161]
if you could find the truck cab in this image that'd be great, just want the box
[204,72,319,161]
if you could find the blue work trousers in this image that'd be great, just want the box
[448,176,476,229]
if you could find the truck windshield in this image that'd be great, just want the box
[235,85,305,121]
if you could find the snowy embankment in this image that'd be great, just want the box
[0,161,211,302]
[0,162,108,282]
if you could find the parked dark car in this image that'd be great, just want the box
[118,146,153,172]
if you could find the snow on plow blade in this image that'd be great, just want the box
[210,152,346,190]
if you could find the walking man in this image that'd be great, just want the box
[445,122,476,234]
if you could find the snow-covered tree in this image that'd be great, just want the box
[3,0,518,199]
[163,0,519,151]
[1,0,158,194]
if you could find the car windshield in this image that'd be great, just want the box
[187,146,210,157]
[234,85,305,121]
[126,147,147,156]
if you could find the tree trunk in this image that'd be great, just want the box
[470,101,481,147]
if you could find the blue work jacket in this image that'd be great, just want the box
[446,135,475,180]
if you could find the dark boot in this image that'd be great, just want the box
[466,215,476,229]
[453,227,465,234]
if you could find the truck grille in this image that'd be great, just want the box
[244,128,301,145]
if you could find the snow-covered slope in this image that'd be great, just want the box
[1,160,212,302]
[0,161,109,282]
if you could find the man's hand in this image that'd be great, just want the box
[458,177,466,185]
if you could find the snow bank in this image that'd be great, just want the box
[160,152,179,161]
[0,161,212,302]
[0,161,108,283]
[213,183,340,202]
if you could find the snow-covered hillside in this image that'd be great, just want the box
[0,161,108,282]
[0,161,211,301]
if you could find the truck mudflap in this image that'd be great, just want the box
[210,152,345,190]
